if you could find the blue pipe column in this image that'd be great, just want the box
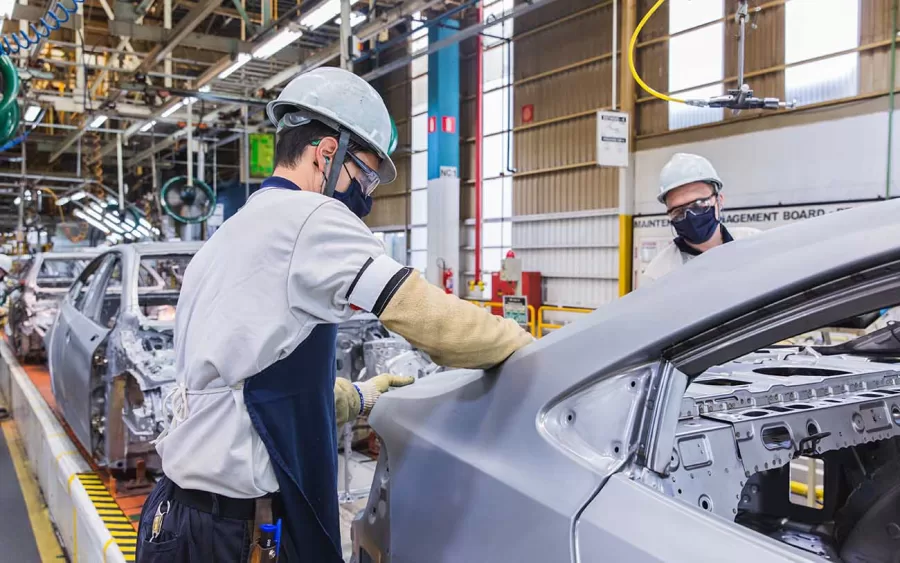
[425,18,461,292]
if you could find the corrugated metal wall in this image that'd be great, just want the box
[368,44,412,230]
[503,0,621,307]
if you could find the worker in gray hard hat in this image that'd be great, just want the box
[137,67,532,563]
[641,153,760,285]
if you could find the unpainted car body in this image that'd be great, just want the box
[353,199,900,563]
[6,251,98,360]
[47,242,199,471]
[336,314,438,383]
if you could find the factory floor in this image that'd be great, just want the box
[0,407,65,562]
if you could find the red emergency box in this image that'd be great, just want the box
[490,271,543,318]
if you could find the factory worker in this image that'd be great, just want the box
[137,67,533,563]
[641,153,759,285]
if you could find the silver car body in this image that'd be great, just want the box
[354,199,900,562]
[47,242,200,471]
[6,251,99,358]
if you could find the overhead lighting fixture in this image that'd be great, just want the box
[140,120,156,132]
[13,197,20,205]
[73,208,111,234]
[23,105,41,123]
[218,53,252,80]
[300,0,340,30]
[253,27,303,60]
[107,233,123,244]
[161,101,184,118]
[89,115,108,129]
[103,216,127,234]
[198,85,211,93]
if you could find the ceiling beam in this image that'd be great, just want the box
[137,0,225,72]
[108,20,303,62]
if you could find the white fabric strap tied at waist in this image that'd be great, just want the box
[152,382,244,445]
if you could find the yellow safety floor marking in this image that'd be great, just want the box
[76,474,137,562]
[0,418,66,562]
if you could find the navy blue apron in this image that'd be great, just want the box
[242,176,344,562]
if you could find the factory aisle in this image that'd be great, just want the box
[0,411,65,562]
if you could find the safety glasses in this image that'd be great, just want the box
[309,139,382,196]
[345,151,381,196]
[666,193,717,222]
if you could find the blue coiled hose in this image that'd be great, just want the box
[0,0,85,56]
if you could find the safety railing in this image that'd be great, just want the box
[536,305,594,336]
[466,300,537,337]
[467,301,597,338]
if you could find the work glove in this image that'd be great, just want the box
[380,270,534,369]
[334,374,415,426]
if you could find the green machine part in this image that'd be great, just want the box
[0,55,20,146]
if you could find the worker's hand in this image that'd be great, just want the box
[366,374,415,394]
[334,375,415,426]
[356,374,415,417]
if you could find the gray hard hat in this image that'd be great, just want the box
[657,153,723,204]
[267,67,397,184]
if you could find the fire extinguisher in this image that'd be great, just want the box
[437,258,453,294]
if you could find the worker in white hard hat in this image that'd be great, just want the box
[641,153,760,285]
[137,67,533,563]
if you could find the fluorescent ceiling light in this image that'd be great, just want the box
[73,208,111,234]
[138,217,153,229]
[13,197,20,205]
[301,0,340,30]
[218,53,252,79]
[253,27,303,60]
[107,233,123,244]
[161,101,184,118]
[198,85,211,93]
[56,196,70,206]
[140,120,156,132]
[103,216,127,234]
[71,190,87,201]
[89,115,108,129]
[23,105,41,122]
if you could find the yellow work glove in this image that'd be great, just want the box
[334,374,415,426]
[380,270,534,369]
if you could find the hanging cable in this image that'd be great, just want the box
[628,0,686,105]
[628,0,792,111]
[0,0,86,56]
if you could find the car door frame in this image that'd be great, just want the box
[53,253,117,452]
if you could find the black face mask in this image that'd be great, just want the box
[672,205,719,245]
[332,179,373,218]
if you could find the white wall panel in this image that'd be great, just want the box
[544,278,618,308]
[634,110,900,215]
[512,215,618,248]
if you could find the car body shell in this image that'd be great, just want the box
[6,251,99,360]
[353,198,900,563]
[47,242,200,471]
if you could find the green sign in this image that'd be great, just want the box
[250,133,275,178]
[502,295,528,326]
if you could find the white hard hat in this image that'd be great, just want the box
[657,153,723,204]
[267,67,397,184]
[0,254,12,274]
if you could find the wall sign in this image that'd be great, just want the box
[441,116,456,133]
[522,104,534,124]
[596,110,629,168]
[249,133,275,178]
[502,295,528,326]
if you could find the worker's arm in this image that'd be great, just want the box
[288,201,533,370]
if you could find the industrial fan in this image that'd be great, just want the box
[0,55,20,146]
[160,176,216,224]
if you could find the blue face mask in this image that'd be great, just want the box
[672,204,719,245]
[333,179,373,218]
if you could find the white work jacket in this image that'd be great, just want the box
[155,182,407,498]
[640,226,760,286]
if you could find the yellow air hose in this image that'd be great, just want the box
[628,0,688,105]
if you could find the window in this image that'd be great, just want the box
[409,13,429,272]
[374,231,407,265]
[69,255,111,312]
[37,257,91,289]
[784,0,859,106]
[667,0,724,130]
[92,258,122,329]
